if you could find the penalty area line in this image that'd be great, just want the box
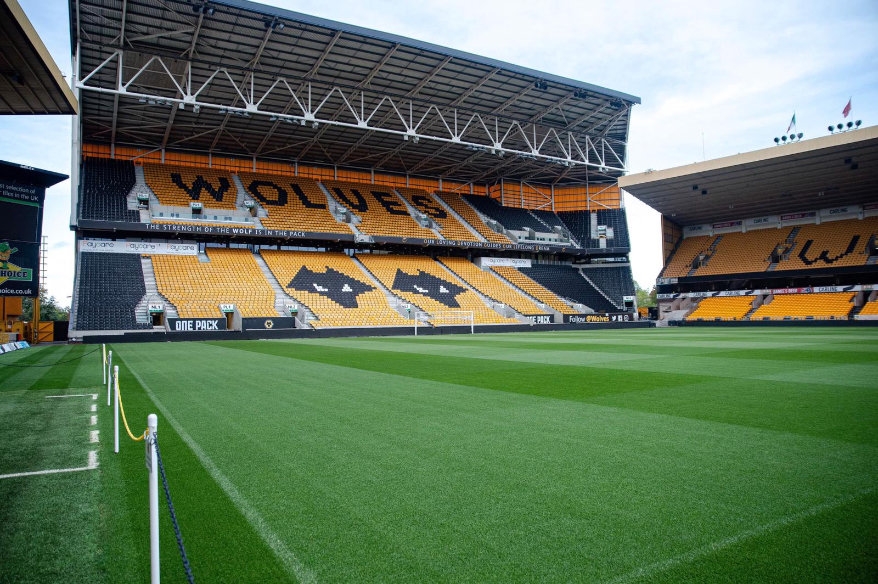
[45,393,99,400]
[604,486,876,584]
[0,450,99,480]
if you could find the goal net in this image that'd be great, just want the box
[413,310,474,334]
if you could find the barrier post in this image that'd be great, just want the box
[113,365,119,454]
[106,350,113,406]
[102,344,106,384]
[147,414,159,584]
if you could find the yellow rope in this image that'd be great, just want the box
[116,378,145,442]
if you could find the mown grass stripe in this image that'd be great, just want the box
[117,351,317,584]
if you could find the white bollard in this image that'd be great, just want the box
[147,413,160,584]
[102,344,106,384]
[113,365,120,454]
[106,350,113,406]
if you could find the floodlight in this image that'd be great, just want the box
[774,137,780,144]
[797,132,803,139]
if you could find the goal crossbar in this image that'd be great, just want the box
[413,310,474,335]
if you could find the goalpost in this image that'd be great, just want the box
[413,310,474,335]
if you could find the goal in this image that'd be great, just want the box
[413,310,474,335]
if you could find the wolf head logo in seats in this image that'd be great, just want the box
[391,269,466,307]
[287,267,373,308]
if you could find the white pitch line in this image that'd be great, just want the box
[122,358,318,584]
[0,450,99,480]
[90,430,100,443]
[90,415,97,426]
[604,486,876,584]
[90,404,97,412]
[46,394,97,399]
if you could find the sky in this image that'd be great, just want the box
[3,0,877,305]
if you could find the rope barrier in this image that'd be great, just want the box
[154,434,196,584]
[116,377,145,442]
[0,346,101,367]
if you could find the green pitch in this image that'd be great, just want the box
[1,328,876,582]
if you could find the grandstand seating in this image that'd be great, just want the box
[558,209,631,250]
[776,218,878,271]
[238,173,351,234]
[150,248,276,317]
[693,229,792,276]
[356,254,518,325]
[260,250,410,328]
[142,163,239,210]
[750,292,855,320]
[520,265,619,313]
[661,235,714,278]
[437,257,547,315]
[491,266,578,315]
[395,187,481,241]
[321,180,436,239]
[434,191,511,243]
[583,266,636,300]
[685,296,756,321]
[463,194,548,232]
[858,298,878,316]
[80,157,140,223]
[74,253,150,330]
[529,208,566,231]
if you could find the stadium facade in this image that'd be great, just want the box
[68,0,646,340]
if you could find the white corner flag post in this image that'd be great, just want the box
[147,413,160,584]
[113,365,120,454]
[102,344,107,384]
[106,350,113,406]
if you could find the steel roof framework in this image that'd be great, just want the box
[71,0,639,186]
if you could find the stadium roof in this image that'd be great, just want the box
[620,126,878,226]
[1,0,78,114]
[71,0,639,185]
[0,159,69,187]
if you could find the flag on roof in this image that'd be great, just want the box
[843,98,852,118]
[786,113,796,133]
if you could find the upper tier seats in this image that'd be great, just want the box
[150,248,276,318]
[80,157,140,223]
[395,187,481,242]
[462,194,548,232]
[356,254,517,325]
[434,191,511,243]
[260,250,410,328]
[558,209,631,250]
[321,180,436,239]
[237,172,351,234]
[142,163,239,210]
[74,252,150,331]
[437,257,547,315]
[583,266,636,301]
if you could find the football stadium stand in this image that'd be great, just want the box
[142,163,239,210]
[750,292,856,320]
[694,230,791,276]
[395,188,482,241]
[685,296,756,321]
[321,180,437,239]
[356,254,518,325]
[238,173,351,234]
[584,266,636,301]
[490,266,579,315]
[520,265,619,313]
[558,209,631,250]
[260,250,410,328]
[434,191,512,244]
[437,257,547,316]
[150,248,276,318]
[80,157,140,223]
[74,253,150,330]
[859,298,878,316]
[776,218,878,271]
[463,194,549,233]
